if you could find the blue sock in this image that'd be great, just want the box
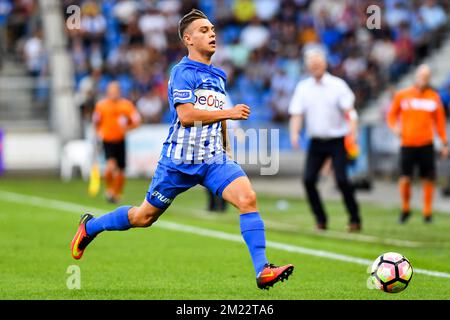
[240,212,269,276]
[86,206,132,237]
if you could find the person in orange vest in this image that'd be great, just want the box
[387,64,448,224]
[93,81,141,203]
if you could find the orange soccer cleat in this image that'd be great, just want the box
[256,263,294,290]
[71,213,96,260]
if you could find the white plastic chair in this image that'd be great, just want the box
[60,140,94,181]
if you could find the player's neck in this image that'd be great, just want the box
[414,84,429,93]
[188,51,212,66]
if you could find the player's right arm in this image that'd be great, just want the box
[92,102,102,134]
[288,82,305,150]
[433,94,449,158]
[176,103,250,127]
[171,66,249,127]
[387,92,402,136]
[289,115,303,150]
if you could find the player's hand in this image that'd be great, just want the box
[229,104,250,120]
[440,145,449,159]
[118,116,128,128]
[392,126,401,137]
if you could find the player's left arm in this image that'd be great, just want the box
[434,96,448,158]
[387,93,402,136]
[344,109,359,139]
[92,102,103,136]
[339,81,358,138]
[125,102,142,131]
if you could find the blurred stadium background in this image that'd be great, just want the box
[1,0,450,300]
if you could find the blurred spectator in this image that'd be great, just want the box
[390,22,415,81]
[1,0,49,115]
[439,79,450,117]
[80,1,106,47]
[370,33,397,78]
[419,0,447,31]
[342,50,367,83]
[23,29,45,77]
[224,37,251,68]
[76,68,108,122]
[385,1,410,29]
[139,6,168,51]
[254,0,279,22]
[136,87,163,124]
[211,0,233,24]
[0,0,12,68]
[298,20,320,45]
[8,0,37,47]
[239,17,269,50]
[269,69,296,122]
[72,37,89,79]
[410,12,430,59]
[113,0,139,27]
[106,43,129,71]
[125,12,143,45]
[232,0,256,23]
[310,0,347,26]
[88,41,104,70]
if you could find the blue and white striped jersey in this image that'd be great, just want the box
[161,56,228,163]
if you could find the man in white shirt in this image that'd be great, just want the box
[289,49,361,232]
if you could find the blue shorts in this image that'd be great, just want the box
[146,153,246,209]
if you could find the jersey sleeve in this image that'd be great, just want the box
[288,82,306,115]
[387,92,402,130]
[338,80,355,110]
[125,101,141,125]
[434,95,448,144]
[171,67,197,106]
[92,101,103,124]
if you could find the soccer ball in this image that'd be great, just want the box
[369,252,413,293]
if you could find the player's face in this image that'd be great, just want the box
[306,55,327,79]
[107,83,121,100]
[185,19,216,56]
[415,66,431,89]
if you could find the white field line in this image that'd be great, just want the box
[0,190,449,279]
[301,229,424,248]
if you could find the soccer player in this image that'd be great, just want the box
[92,81,141,203]
[71,9,294,290]
[387,64,448,224]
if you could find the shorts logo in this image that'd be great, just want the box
[151,191,173,204]
[173,90,192,100]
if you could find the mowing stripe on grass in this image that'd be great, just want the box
[1,190,450,279]
[170,206,425,248]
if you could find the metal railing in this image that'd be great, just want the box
[0,76,50,130]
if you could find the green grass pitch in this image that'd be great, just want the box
[0,177,449,299]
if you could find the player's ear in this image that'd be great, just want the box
[184,32,194,47]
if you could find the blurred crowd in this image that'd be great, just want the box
[0,0,50,110]
[1,0,449,125]
[0,0,43,72]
